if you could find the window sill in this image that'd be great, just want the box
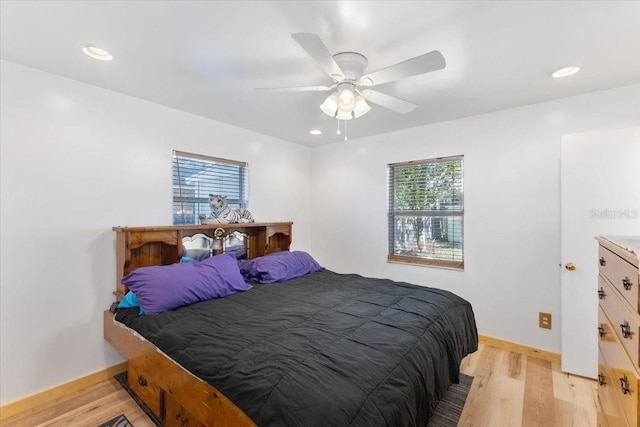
[387,255,464,271]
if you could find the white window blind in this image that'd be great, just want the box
[387,155,464,269]
[172,150,248,225]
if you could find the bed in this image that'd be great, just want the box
[104,223,478,427]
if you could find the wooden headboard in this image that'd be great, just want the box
[112,222,292,300]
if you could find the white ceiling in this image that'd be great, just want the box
[1,1,639,147]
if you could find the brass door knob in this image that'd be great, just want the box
[565,262,577,271]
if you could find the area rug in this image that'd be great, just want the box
[427,373,474,427]
[114,371,472,427]
[97,414,133,427]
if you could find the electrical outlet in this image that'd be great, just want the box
[539,312,552,329]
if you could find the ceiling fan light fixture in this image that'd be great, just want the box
[320,92,339,117]
[353,95,371,118]
[319,89,370,120]
[339,88,355,108]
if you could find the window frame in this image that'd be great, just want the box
[387,155,464,270]
[172,150,248,226]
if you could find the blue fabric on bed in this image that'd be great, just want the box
[117,291,145,315]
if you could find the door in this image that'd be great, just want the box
[561,126,640,378]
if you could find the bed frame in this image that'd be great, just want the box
[104,222,292,427]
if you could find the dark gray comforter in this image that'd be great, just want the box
[116,270,478,427]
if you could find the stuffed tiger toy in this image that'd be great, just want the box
[199,194,255,224]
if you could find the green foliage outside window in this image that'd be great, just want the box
[388,156,464,269]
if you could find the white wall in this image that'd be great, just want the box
[0,60,312,405]
[2,56,639,405]
[310,84,640,355]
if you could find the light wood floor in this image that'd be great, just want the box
[1,342,597,427]
[0,379,155,427]
[459,343,597,426]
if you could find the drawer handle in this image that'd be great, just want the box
[138,375,148,387]
[599,257,606,266]
[598,287,606,300]
[598,325,606,338]
[620,321,632,339]
[619,374,630,395]
[623,277,632,291]
[598,373,606,386]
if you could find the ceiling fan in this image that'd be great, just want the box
[256,33,446,120]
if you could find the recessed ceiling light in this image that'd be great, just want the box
[552,66,580,78]
[82,45,113,61]
[309,129,322,135]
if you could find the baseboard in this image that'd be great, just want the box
[0,361,127,421]
[479,334,561,365]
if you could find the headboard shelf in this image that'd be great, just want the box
[113,222,292,299]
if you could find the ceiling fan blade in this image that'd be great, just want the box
[360,51,445,87]
[255,84,335,93]
[292,33,345,81]
[361,90,417,114]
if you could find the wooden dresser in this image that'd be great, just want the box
[597,236,640,427]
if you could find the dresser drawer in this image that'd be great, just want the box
[599,347,631,427]
[599,306,640,426]
[600,245,639,313]
[600,275,640,369]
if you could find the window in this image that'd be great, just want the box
[172,150,248,225]
[387,155,464,269]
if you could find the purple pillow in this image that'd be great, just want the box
[122,253,252,315]
[240,251,323,283]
